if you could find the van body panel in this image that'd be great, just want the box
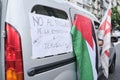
[5,0,77,80]
[0,0,8,80]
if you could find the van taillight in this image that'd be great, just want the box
[5,23,24,80]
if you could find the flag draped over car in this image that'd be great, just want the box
[71,14,97,80]
[98,1,112,78]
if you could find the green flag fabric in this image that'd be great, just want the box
[71,14,97,80]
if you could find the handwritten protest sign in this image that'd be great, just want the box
[29,13,72,58]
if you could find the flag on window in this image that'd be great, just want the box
[98,2,112,78]
[71,14,97,80]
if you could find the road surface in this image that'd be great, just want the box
[108,43,120,80]
[98,42,120,80]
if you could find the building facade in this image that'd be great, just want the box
[117,0,120,12]
[68,0,119,20]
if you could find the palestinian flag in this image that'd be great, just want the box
[71,14,97,80]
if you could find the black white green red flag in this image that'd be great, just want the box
[71,14,97,80]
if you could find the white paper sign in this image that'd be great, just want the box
[29,13,73,58]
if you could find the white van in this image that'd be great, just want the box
[0,0,117,80]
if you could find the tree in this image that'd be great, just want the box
[111,6,120,30]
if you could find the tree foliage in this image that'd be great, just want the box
[111,6,120,30]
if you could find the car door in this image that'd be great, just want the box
[4,0,77,80]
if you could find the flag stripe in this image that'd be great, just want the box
[106,20,111,27]
[100,19,107,30]
[75,15,94,49]
[105,50,110,57]
[108,9,112,16]
[86,41,97,80]
[71,26,94,80]
[104,27,111,36]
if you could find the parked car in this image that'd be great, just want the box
[112,30,120,38]
[109,36,118,73]
[0,0,118,80]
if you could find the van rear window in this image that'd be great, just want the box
[31,5,68,19]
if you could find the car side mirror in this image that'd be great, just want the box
[111,36,118,43]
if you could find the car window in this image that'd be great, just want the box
[94,21,100,29]
[31,5,68,19]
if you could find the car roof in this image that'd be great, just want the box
[68,2,99,22]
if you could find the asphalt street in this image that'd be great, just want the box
[108,43,120,80]
[99,42,120,80]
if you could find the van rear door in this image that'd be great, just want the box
[4,0,77,80]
